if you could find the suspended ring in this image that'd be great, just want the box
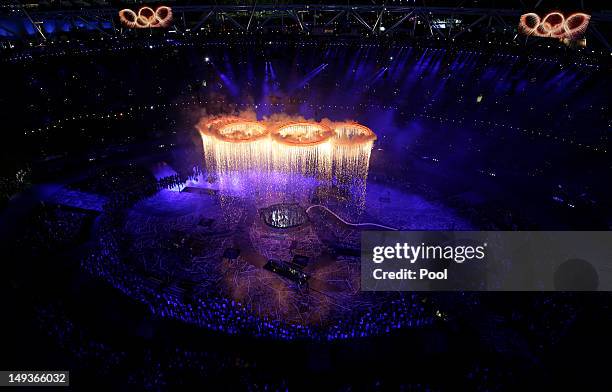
[333,122,377,146]
[272,122,334,146]
[199,120,269,143]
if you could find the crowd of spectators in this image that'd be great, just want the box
[16,203,95,253]
[83,228,435,340]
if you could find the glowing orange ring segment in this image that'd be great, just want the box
[200,116,242,132]
[519,12,590,39]
[333,122,377,145]
[272,122,333,146]
[212,121,269,143]
[119,6,173,29]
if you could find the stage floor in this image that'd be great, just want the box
[117,181,471,326]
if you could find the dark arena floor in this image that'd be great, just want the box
[1,1,612,390]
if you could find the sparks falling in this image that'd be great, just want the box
[196,115,376,211]
[197,116,375,181]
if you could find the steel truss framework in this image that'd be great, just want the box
[1,4,611,48]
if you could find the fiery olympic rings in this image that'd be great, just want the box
[519,12,590,39]
[119,6,173,29]
[197,117,376,182]
[196,117,376,148]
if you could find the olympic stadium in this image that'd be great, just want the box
[1,1,611,390]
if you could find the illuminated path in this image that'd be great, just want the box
[305,205,398,231]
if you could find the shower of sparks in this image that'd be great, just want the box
[196,116,376,209]
[271,122,334,180]
[332,122,376,184]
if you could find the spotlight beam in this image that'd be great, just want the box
[294,64,328,91]
[386,10,415,33]
[194,7,217,31]
[351,10,372,31]
[324,10,345,27]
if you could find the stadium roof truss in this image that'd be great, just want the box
[1,4,610,48]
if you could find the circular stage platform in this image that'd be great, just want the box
[260,203,308,229]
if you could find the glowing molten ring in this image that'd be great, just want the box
[199,116,242,132]
[519,12,590,39]
[118,9,138,28]
[333,122,377,146]
[119,6,173,29]
[213,121,269,143]
[272,122,333,146]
